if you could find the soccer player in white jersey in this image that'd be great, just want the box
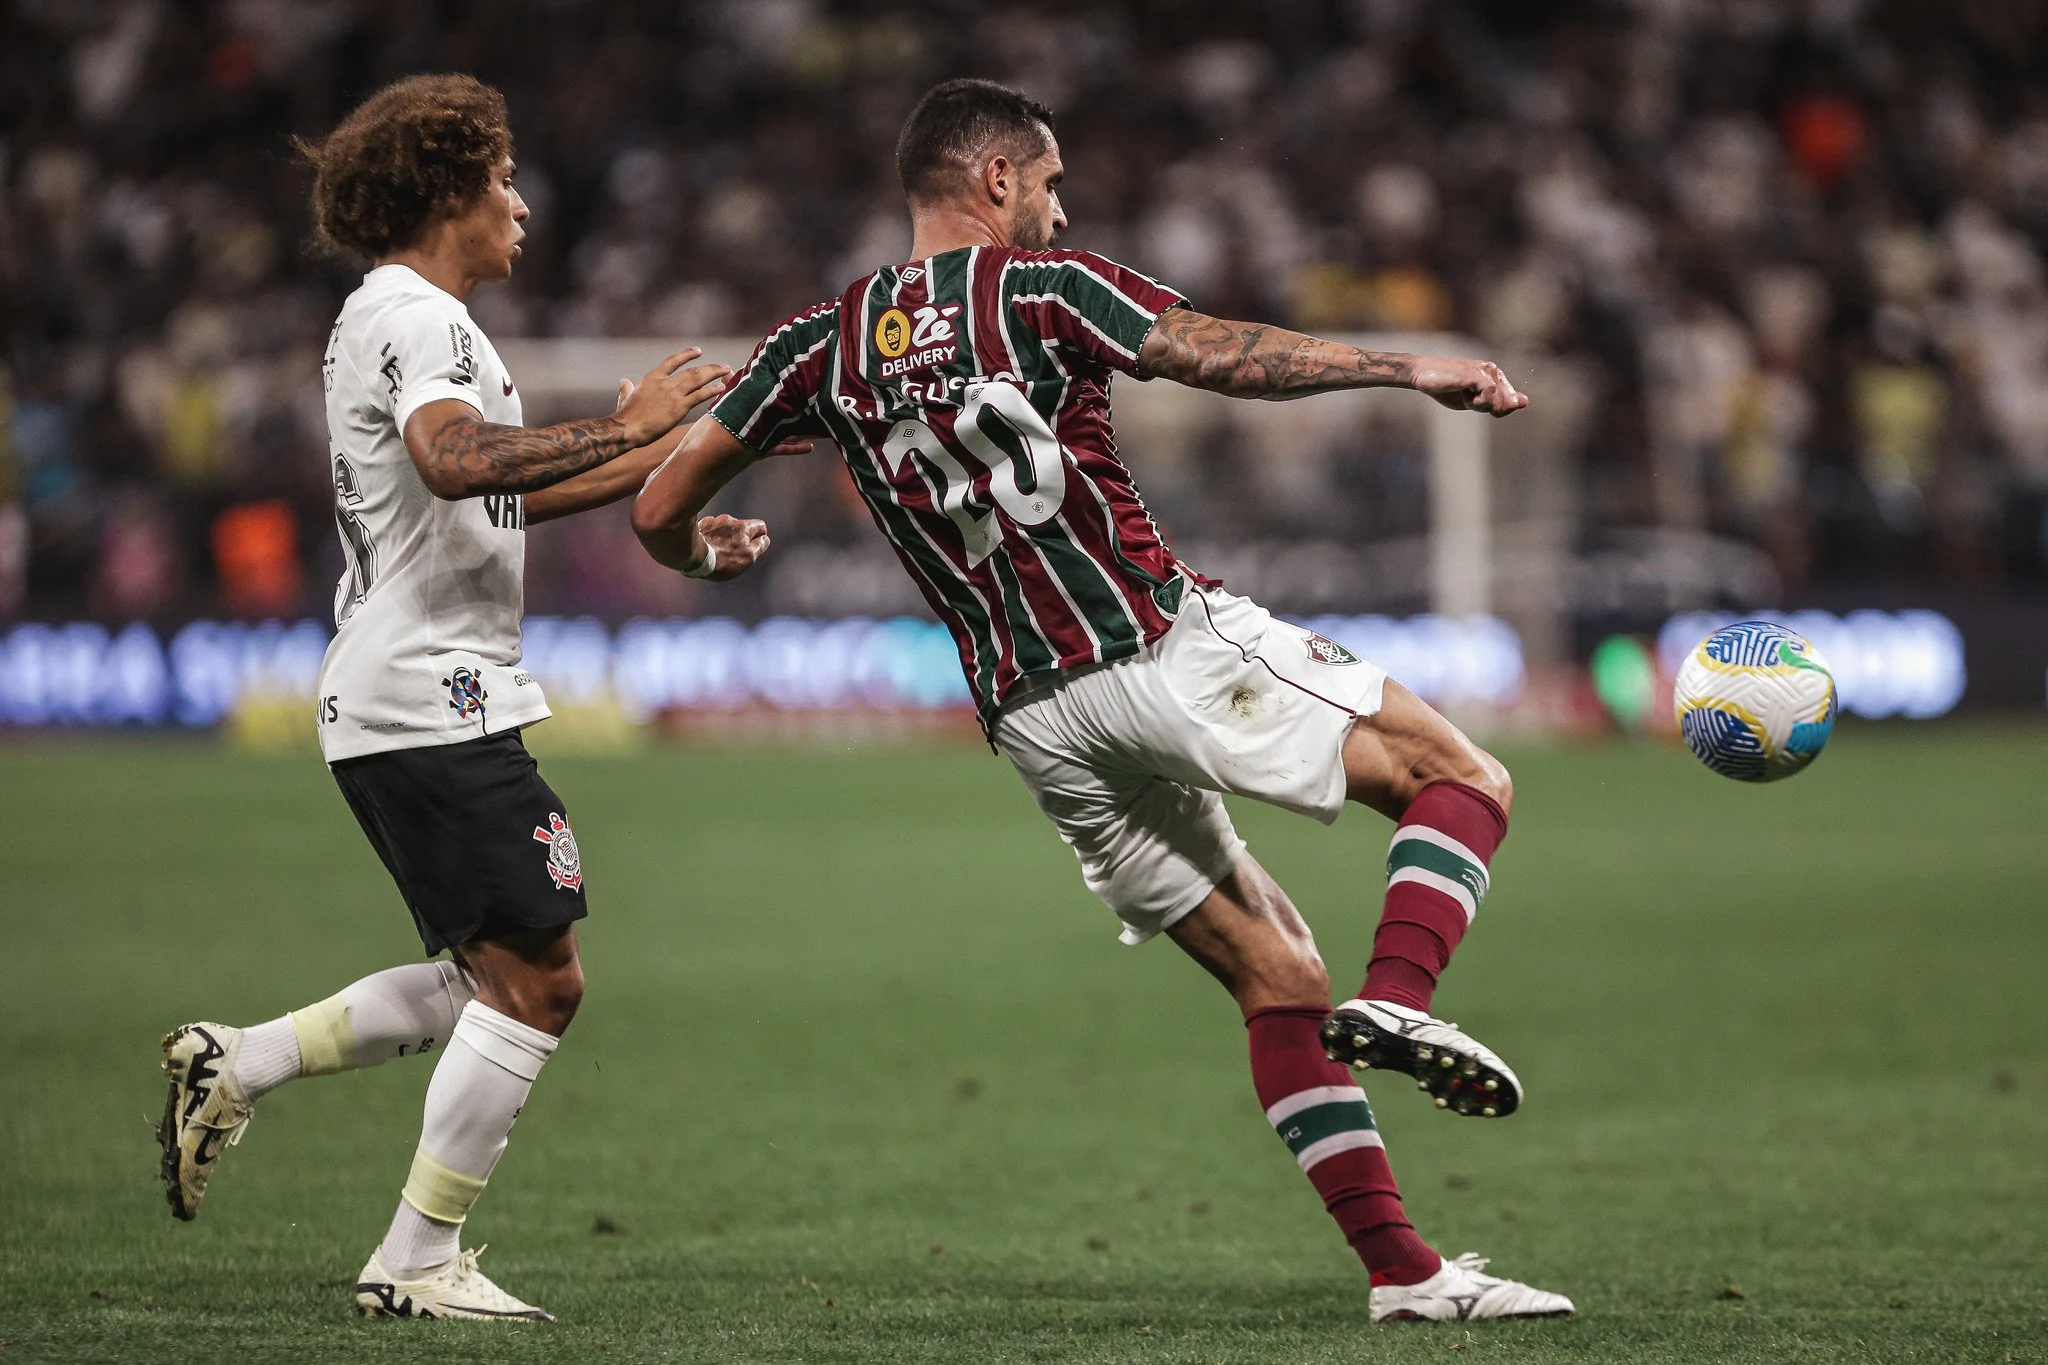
[155,75,775,1321]
[634,80,1571,1324]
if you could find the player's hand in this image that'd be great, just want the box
[617,348,733,446]
[697,514,771,581]
[763,438,815,458]
[1408,357,1529,417]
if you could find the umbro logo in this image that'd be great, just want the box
[899,266,924,284]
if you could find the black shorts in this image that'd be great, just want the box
[332,729,588,956]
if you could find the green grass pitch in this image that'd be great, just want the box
[2,724,2044,1363]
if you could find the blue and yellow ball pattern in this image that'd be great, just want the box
[1672,621,1837,782]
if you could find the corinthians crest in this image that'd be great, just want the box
[533,812,582,891]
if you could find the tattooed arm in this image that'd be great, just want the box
[1134,307,1528,416]
[522,430,680,524]
[526,423,815,525]
[400,346,731,501]
[404,405,637,499]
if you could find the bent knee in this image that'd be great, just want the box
[498,960,584,1037]
[541,961,586,1030]
[1469,752,1513,818]
[1405,750,1512,820]
[1284,955,1332,1006]
[1249,948,1330,1011]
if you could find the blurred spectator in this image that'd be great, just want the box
[1780,94,1867,195]
[94,491,183,617]
[210,500,299,614]
[0,368,23,617]
[1851,313,1947,532]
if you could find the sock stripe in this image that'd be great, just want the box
[1264,1084,1367,1126]
[1387,832,1489,905]
[1294,1128,1388,1171]
[1268,1090,1380,1161]
[1387,866,1480,923]
[1388,823,1488,875]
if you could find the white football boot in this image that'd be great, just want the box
[355,1246,554,1321]
[1322,998,1523,1117]
[158,1022,256,1220]
[1371,1252,1574,1322]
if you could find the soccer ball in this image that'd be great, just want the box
[1672,621,1837,782]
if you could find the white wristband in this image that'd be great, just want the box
[682,541,718,579]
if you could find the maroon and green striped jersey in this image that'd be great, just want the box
[710,247,1195,727]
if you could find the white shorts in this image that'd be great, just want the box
[994,586,1388,945]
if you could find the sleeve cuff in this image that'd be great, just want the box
[1129,301,1190,380]
[394,381,485,435]
[709,403,762,453]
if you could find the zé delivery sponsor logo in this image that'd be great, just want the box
[875,305,961,377]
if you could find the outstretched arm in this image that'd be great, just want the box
[1135,308,1528,416]
[524,431,682,525]
[401,347,730,501]
[629,415,773,580]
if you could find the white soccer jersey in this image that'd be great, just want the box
[314,263,550,762]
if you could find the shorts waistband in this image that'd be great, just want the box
[997,656,1120,715]
[993,574,1209,721]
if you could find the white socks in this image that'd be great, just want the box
[232,1018,303,1098]
[333,959,476,1067]
[378,1001,559,1277]
[377,1198,464,1279]
[232,961,475,1101]
[219,973,560,1279]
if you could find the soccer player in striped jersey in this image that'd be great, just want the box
[634,79,1569,1323]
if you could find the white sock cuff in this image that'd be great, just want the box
[451,1001,558,1082]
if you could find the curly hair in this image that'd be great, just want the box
[297,74,512,261]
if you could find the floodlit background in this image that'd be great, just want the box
[4,7,2047,1364]
[3,0,2046,738]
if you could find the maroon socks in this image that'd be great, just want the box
[1359,781,1507,1013]
[1236,784,1510,1286]
[1246,1006,1440,1286]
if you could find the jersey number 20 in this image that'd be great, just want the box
[882,382,1067,566]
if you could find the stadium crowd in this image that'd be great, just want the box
[2,0,2045,622]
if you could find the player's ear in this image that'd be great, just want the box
[983,154,1012,206]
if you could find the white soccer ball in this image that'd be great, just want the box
[1672,621,1838,782]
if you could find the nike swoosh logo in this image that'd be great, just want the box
[501,376,515,396]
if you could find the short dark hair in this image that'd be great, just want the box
[296,74,512,261]
[896,78,1055,202]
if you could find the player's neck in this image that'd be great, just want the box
[376,237,482,303]
[907,204,1011,260]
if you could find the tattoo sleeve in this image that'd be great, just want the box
[419,413,634,498]
[1135,308,1414,401]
